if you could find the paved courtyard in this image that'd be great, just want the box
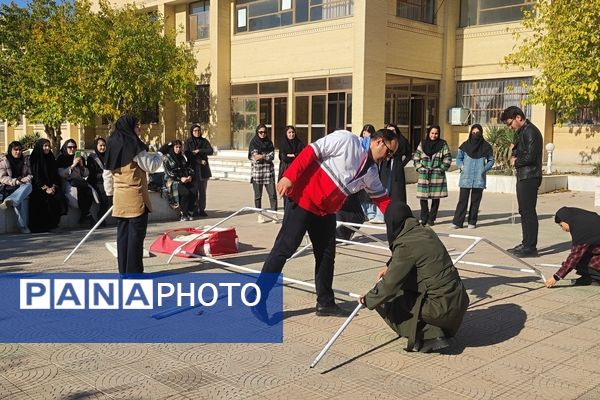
[0,180,599,399]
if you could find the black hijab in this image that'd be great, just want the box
[56,139,77,169]
[104,115,148,171]
[421,126,445,157]
[555,207,600,246]
[248,124,274,159]
[30,138,59,186]
[279,127,304,157]
[384,202,415,248]
[94,137,107,166]
[168,141,187,165]
[459,124,493,159]
[187,124,204,151]
[6,141,24,179]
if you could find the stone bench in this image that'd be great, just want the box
[0,191,179,234]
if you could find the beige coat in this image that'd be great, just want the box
[111,161,152,218]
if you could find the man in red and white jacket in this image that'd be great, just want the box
[255,129,399,319]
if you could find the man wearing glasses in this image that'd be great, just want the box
[500,106,543,257]
[253,128,399,320]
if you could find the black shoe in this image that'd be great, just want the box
[570,277,600,286]
[427,221,435,227]
[512,247,538,258]
[250,300,270,324]
[315,303,351,317]
[418,336,450,353]
[198,211,208,217]
[507,244,524,253]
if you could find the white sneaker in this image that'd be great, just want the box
[257,215,267,224]
[0,199,13,210]
[369,218,385,224]
[449,224,460,229]
[467,224,476,229]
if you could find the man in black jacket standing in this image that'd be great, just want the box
[500,106,543,257]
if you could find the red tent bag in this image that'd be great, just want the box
[150,227,238,258]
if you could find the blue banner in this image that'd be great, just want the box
[0,273,283,343]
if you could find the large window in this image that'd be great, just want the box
[231,81,288,149]
[456,78,532,125]
[189,1,209,41]
[396,0,435,24]
[460,0,534,27]
[235,0,354,33]
[294,75,352,144]
[385,76,439,151]
[188,84,210,124]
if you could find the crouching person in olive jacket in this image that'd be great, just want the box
[359,203,469,353]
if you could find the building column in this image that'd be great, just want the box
[159,3,178,144]
[209,0,232,149]
[351,0,387,134]
[439,0,459,149]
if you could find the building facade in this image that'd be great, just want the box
[3,0,599,168]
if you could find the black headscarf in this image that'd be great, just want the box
[555,207,600,246]
[459,124,493,159]
[248,124,274,159]
[56,139,77,169]
[29,138,59,187]
[168,141,187,165]
[187,124,204,151]
[384,202,415,248]
[94,137,107,166]
[279,127,304,157]
[421,126,445,157]
[104,115,148,171]
[6,141,24,179]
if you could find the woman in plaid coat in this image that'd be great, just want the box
[248,124,277,223]
[413,125,452,226]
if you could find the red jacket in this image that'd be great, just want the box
[283,130,390,216]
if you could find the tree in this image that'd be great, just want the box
[0,0,197,153]
[505,0,600,123]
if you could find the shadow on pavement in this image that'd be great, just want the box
[446,303,527,354]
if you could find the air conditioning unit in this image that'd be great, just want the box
[448,107,470,126]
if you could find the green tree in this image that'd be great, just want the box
[505,0,600,122]
[0,0,197,152]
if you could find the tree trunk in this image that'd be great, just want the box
[44,123,63,156]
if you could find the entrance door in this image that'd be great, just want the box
[410,95,424,152]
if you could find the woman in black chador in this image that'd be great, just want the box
[184,124,213,217]
[29,139,66,232]
[278,125,304,209]
[163,140,196,221]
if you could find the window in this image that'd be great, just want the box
[235,0,354,33]
[231,80,288,149]
[562,105,600,125]
[188,84,210,123]
[189,1,209,41]
[140,104,159,124]
[294,75,352,143]
[396,0,435,24]
[456,78,532,125]
[460,0,534,27]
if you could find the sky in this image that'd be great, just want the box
[0,0,29,6]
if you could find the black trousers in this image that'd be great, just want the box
[116,209,148,274]
[419,199,440,224]
[253,182,277,211]
[76,186,94,218]
[452,188,484,227]
[516,177,541,249]
[178,182,196,215]
[260,200,337,306]
[194,178,208,214]
[92,182,112,221]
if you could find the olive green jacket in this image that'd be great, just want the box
[364,218,469,348]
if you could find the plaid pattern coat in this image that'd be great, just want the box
[413,142,452,199]
[250,150,275,185]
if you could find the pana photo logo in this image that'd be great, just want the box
[20,278,261,310]
[0,273,282,343]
